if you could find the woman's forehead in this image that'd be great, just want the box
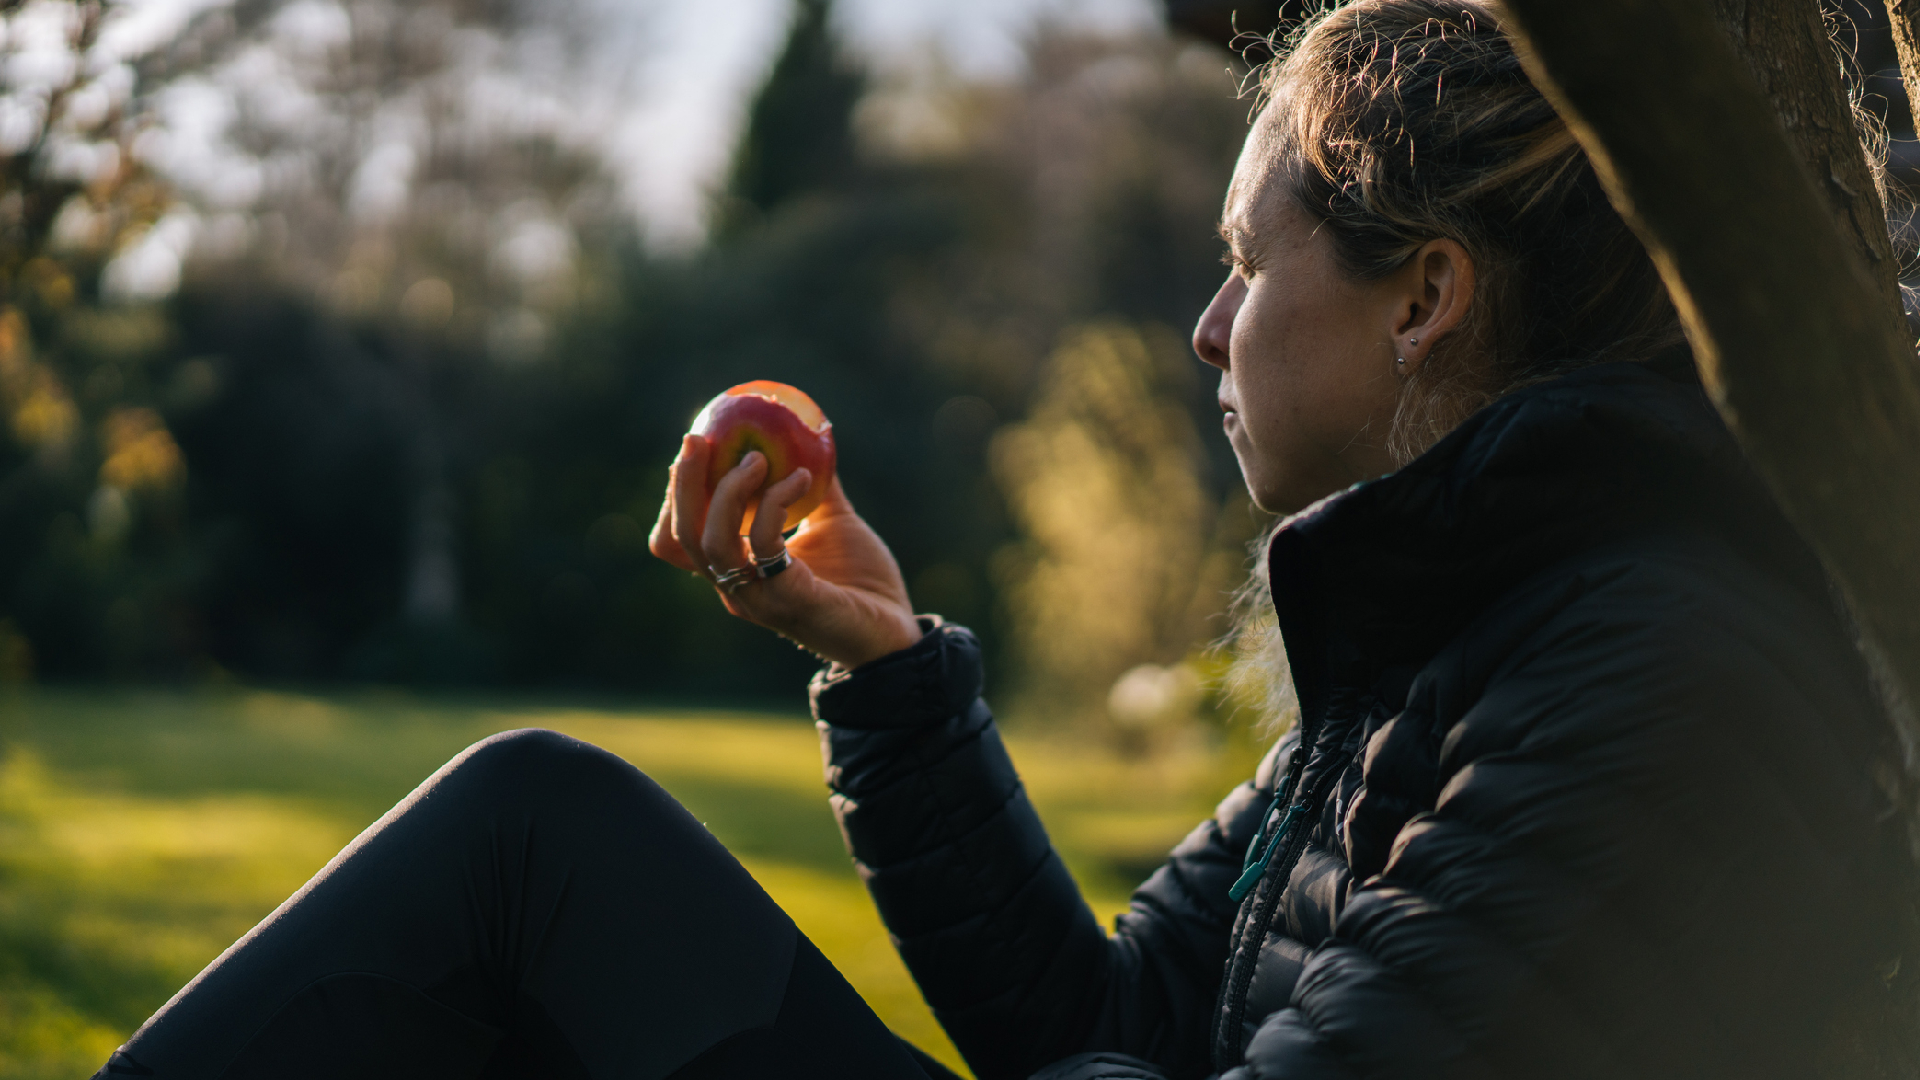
[1237,104,1289,177]
[1224,117,1295,243]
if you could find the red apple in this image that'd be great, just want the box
[690,380,836,533]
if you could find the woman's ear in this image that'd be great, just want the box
[1391,239,1475,370]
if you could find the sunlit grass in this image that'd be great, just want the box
[0,688,1263,1077]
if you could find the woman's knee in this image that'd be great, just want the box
[431,728,731,877]
[440,728,655,813]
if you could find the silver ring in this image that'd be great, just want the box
[711,566,754,594]
[753,551,791,580]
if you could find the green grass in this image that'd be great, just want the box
[0,688,1264,1078]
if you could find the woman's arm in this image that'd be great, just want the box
[647,435,1294,1079]
[816,621,1291,1080]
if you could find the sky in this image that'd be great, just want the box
[594,0,1161,246]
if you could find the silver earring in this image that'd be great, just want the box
[1396,357,1407,366]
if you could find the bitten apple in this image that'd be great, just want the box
[690,381,836,533]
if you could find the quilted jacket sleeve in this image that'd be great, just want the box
[813,619,1283,1080]
[1227,563,1898,1080]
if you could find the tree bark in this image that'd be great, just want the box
[1492,0,1920,765]
[1712,0,1903,315]
[1887,0,1920,158]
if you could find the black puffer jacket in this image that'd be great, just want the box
[811,358,1916,1080]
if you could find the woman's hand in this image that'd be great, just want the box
[648,434,923,669]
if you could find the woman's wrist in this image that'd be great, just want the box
[810,617,978,729]
[835,610,927,670]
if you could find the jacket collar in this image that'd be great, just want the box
[1264,350,1820,721]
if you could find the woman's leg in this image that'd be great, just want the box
[93,728,934,1080]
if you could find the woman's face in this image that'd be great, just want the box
[1194,128,1421,516]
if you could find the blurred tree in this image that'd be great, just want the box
[0,0,201,680]
[138,0,618,681]
[0,0,631,683]
[0,0,157,303]
[716,0,863,233]
[879,30,1251,470]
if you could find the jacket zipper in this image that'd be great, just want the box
[1214,738,1354,1066]
[1229,752,1308,902]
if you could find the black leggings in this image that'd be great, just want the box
[91,729,956,1080]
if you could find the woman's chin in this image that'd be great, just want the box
[1233,440,1302,516]
[1244,481,1298,518]
[1243,469,1334,518]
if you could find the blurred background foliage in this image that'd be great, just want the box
[0,0,1273,736]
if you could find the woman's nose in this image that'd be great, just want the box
[1193,274,1244,371]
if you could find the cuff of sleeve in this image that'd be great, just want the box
[809,616,984,729]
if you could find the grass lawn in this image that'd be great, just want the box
[0,687,1265,1078]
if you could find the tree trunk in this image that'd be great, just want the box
[1712,0,1903,315]
[1887,0,1920,155]
[1491,0,1920,778]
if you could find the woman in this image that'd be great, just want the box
[95,2,1915,1078]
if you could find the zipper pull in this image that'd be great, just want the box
[1228,802,1305,903]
